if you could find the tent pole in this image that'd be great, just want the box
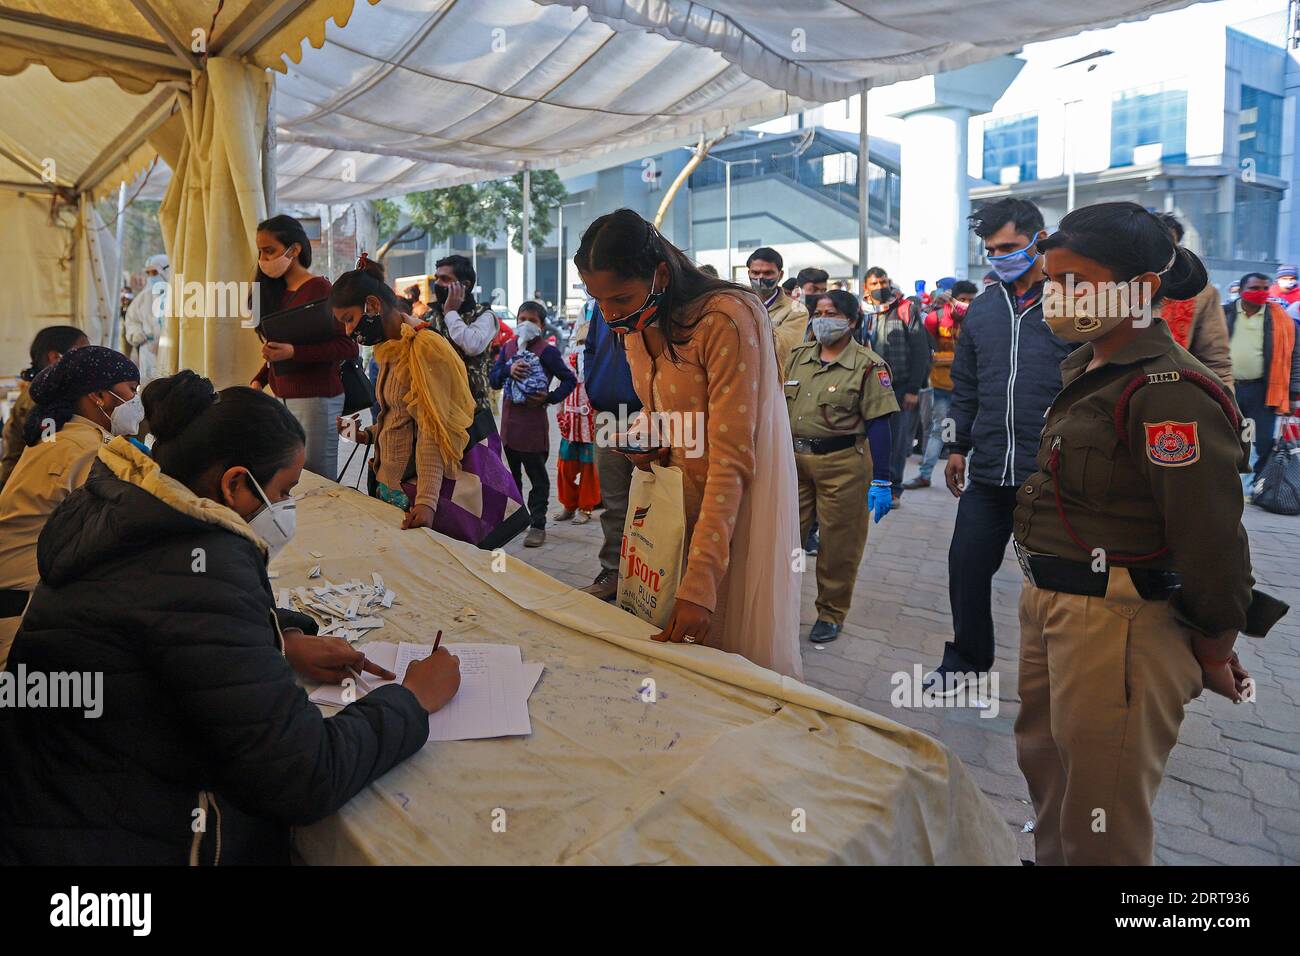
[111,181,126,349]
[263,74,277,216]
[521,168,531,301]
[71,198,83,325]
[857,87,871,293]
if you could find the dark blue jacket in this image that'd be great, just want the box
[945,281,1077,487]
[581,305,642,415]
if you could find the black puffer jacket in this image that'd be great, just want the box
[0,439,428,865]
[945,281,1078,487]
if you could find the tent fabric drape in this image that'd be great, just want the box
[537,0,1200,102]
[151,57,268,387]
[0,190,118,371]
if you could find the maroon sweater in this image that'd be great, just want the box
[252,276,357,398]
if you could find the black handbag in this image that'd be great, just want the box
[1252,430,1300,516]
[340,355,375,416]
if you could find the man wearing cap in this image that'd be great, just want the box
[1269,264,1300,308]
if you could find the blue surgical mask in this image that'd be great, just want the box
[987,242,1039,283]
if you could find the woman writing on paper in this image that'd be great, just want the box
[0,372,460,864]
[574,209,802,679]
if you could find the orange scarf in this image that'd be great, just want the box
[1162,298,1195,348]
[1266,303,1295,414]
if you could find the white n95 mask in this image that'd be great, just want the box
[245,472,297,561]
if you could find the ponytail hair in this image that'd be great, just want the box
[574,208,747,359]
[144,371,305,491]
[23,325,85,381]
[330,253,399,312]
[1036,201,1207,303]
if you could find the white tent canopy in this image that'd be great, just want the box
[271,0,1201,201]
[539,0,1200,102]
[1,0,1205,377]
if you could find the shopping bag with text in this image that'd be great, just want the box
[618,463,685,629]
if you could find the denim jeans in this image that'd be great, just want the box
[1235,378,1276,482]
[285,392,345,480]
[889,393,923,496]
[918,388,953,481]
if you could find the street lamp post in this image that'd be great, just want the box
[556,200,585,315]
[702,154,760,280]
[1054,49,1114,214]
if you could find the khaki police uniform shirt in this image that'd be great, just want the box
[1013,319,1252,635]
[783,339,899,439]
[0,415,107,592]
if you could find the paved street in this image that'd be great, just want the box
[495,434,1300,865]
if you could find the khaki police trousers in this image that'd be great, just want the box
[795,443,870,626]
[1014,567,1203,865]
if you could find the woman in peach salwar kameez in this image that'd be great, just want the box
[575,209,802,680]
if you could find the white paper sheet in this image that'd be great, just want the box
[308,642,540,742]
[395,642,532,742]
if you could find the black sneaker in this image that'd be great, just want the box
[804,528,820,555]
[809,620,841,643]
[921,664,983,699]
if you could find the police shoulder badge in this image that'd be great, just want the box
[876,368,892,389]
[1144,421,1199,467]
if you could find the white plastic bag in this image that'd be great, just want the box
[618,463,685,629]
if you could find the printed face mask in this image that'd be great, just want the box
[260,245,297,279]
[243,471,296,562]
[1042,281,1146,342]
[606,276,667,335]
[987,242,1038,283]
[952,300,969,316]
[351,307,385,346]
[750,276,778,292]
[811,316,852,345]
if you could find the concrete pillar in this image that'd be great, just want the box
[886,55,1025,288]
[895,105,970,285]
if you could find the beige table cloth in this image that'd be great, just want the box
[284,474,1018,865]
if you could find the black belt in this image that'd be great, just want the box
[1015,548,1180,601]
[0,588,30,619]
[792,434,857,455]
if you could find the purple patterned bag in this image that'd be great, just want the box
[402,409,531,549]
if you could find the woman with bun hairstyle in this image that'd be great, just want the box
[250,214,356,480]
[1012,201,1288,865]
[330,255,476,532]
[574,209,802,679]
[0,325,88,491]
[0,372,461,864]
[0,346,139,668]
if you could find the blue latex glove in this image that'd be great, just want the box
[868,481,892,523]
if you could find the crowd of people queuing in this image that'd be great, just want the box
[0,197,1292,865]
